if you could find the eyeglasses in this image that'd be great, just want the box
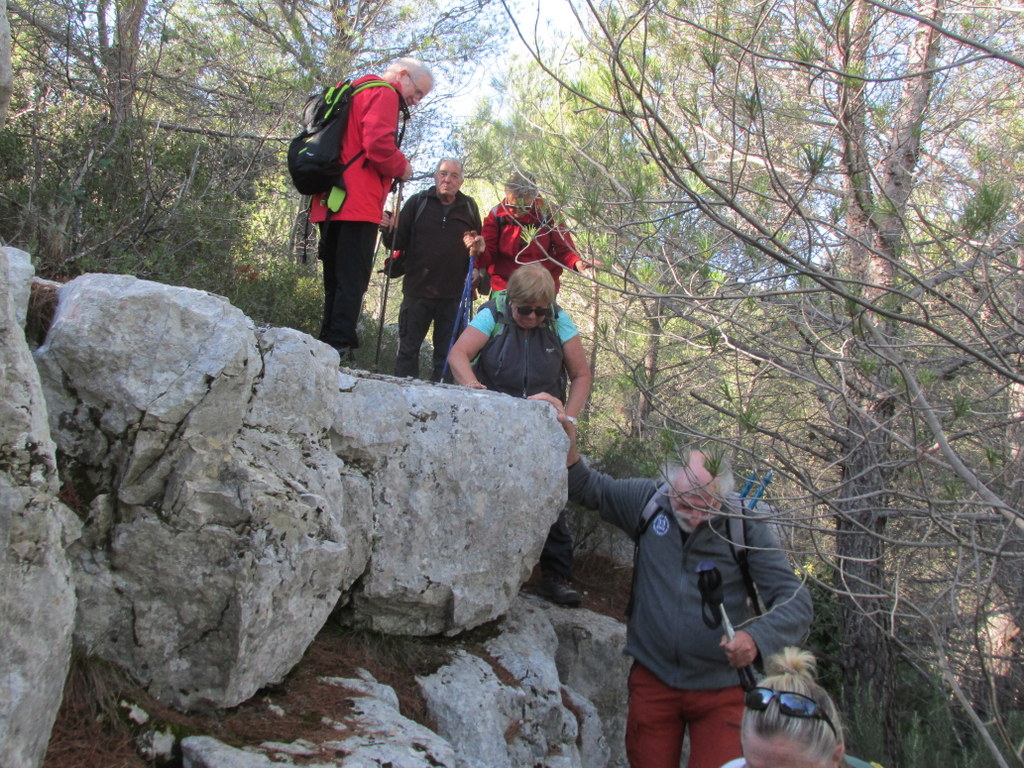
[515,305,550,317]
[402,71,427,104]
[744,687,838,738]
[506,195,536,209]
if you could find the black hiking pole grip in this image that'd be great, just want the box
[696,561,758,691]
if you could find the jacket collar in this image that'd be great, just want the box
[426,185,466,206]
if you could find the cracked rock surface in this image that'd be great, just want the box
[33,274,568,711]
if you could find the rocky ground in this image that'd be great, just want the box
[42,552,632,768]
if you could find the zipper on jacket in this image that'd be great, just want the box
[520,330,531,398]
[673,525,693,670]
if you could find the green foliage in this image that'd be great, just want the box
[983,446,1001,467]
[801,142,830,178]
[737,403,760,433]
[940,478,965,501]
[960,184,1010,238]
[223,256,322,336]
[802,565,1019,768]
[792,33,822,64]
[586,430,676,479]
[1,98,278,285]
[701,47,723,76]
[740,90,762,121]
[951,392,972,421]
[0,129,29,183]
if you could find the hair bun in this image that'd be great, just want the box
[765,646,818,680]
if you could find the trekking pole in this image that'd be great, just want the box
[696,560,758,690]
[740,470,773,511]
[440,253,476,382]
[374,182,404,370]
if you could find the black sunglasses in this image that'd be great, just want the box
[744,687,838,738]
[515,305,550,318]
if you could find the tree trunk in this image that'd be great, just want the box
[0,0,11,128]
[832,0,945,755]
[835,401,897,753]
[631,300,661,439]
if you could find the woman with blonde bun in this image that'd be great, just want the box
[719,647,885,768]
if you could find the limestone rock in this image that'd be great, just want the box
[333,376,568,636]
[0,248,79,768]
[32,272,569,712]
[35,275,361,710]
[544,599,631,767]
[418,650,525,768]
[419,597,612,768]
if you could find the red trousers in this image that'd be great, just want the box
[626,662,745,768]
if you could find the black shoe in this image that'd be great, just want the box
[539,575,582,608]
[334,346,354,365]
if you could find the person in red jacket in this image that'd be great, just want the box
[310,57,433,362]
[478,172,592,294]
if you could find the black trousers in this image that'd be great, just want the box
[394,295,461,381]
[318,220,380,351]
[539,506,574,582]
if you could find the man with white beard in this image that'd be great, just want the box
[530,393,813,768]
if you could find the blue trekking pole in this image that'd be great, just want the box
[740,469,773,511]
[440,254,477,382]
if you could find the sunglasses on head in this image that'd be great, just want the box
[515,305,550,317]
[745,687,838,738]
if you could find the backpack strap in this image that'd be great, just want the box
[491,205,509,242]
[467,196,481,228]
[400,192,431,260]
[337,78,398,174]
[626,483,670,617]
[492,292,510,337]
[726,504,763,616]
[413,194,430,224]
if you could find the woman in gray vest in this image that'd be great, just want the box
[447,264,592,606]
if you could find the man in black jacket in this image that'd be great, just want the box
[383,158,484,381]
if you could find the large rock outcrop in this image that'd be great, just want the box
[32,273,568,710]
[2,265,632,767]
[0,248,79,768]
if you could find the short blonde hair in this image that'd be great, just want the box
[742,647,844,762]
[506,264,555,307]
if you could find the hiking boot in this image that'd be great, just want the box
[539,575,582,608]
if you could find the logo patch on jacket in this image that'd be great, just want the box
[652,514,670,536]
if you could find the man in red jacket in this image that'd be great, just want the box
[479,172,592,294]
[310,57,433,362]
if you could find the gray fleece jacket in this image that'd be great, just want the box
[567,458,813,691]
